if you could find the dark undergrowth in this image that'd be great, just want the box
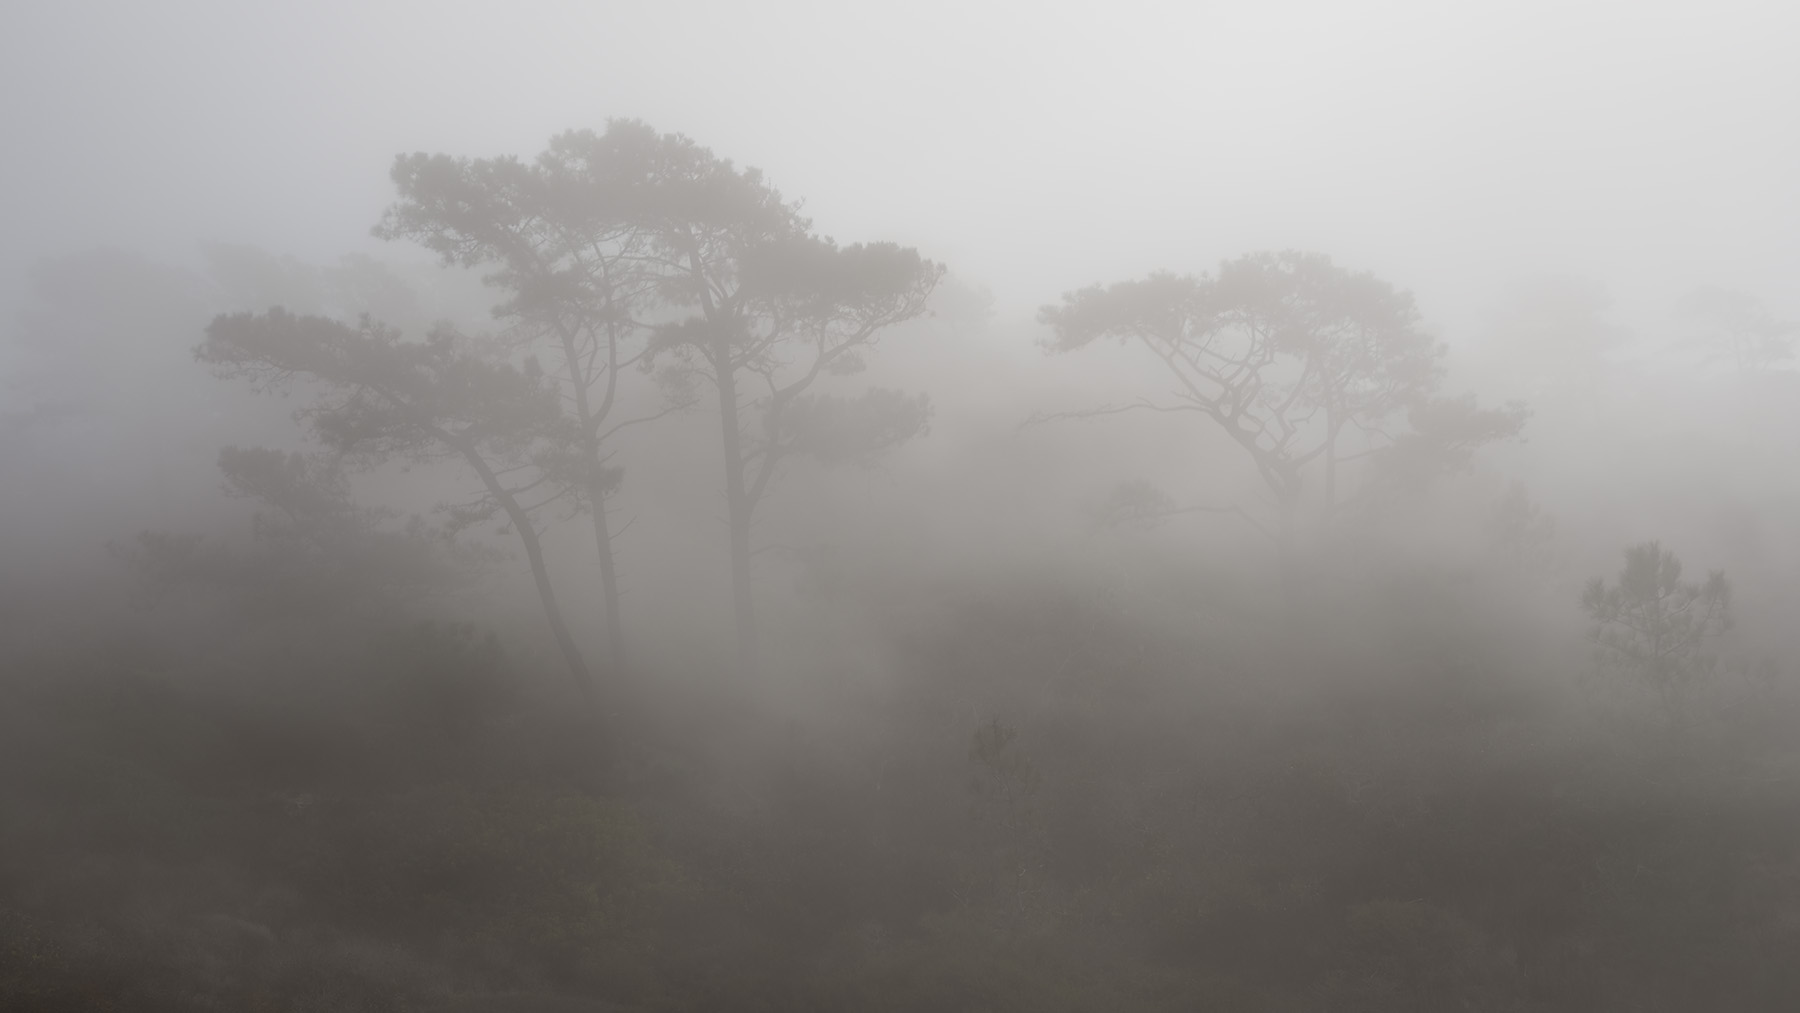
[3,567,1798,1012]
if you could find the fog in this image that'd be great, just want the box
[4,2,1800,1010]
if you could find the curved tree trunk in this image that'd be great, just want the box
[1323,420,1340,531]
[711,340,760,677]
[585,479,625,675]
[557,328,626,677]
[458,442,595,708]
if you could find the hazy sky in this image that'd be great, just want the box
[4,0,1796,335]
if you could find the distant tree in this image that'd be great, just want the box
[630,128,944,672]
[1674,286,1796,372]
[1371,393,1532,496]
[196,309,598,705]
[929,275,997,336]
[1040,251,1522,598]
[1487,481,1558,572]
[1482,275,1629,394]
[1582,541,1733,708]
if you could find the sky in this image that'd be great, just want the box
[3,0,1797,339]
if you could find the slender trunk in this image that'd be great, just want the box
[711,339,760,676]
[459,444,595,707]
[585,477,625,674]
[556,331,626,675]
[1323,420,1339,532]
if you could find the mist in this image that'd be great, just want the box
[4,2,1800,1010]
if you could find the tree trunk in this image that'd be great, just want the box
[1323,423,1339,531]
[711,340,760,676]
[584,477,625,675]
[460,444,595,708]
[559,329,626,677]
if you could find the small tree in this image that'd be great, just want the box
[1487,481,1557,573]
[1581,541,1732,707]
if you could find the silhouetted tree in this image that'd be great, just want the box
[196,309,597,705]
[631,128,943,672]
[374,124,684,674]
[1370,392,1531,495]
[1041,251,1521,598]
[375,121,941,675]
[1582,540,1733,708]
[1487,480,1558,572]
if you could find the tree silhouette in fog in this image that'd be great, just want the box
[378,120,942,676]
[375,124,681,675]
[622,125,942,673]
[196,310,598,705]
[1583,540,1733,710]
[1041,250,1522,598]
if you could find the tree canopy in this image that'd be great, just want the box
[1041,250,1524,596]
[196,309,596,703]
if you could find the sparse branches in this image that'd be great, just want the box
[196,309,597,706]
[376,120,686,674]
[632,140,944,672]
[1041,251,1518,597]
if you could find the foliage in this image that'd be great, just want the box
[1582,540,1734,700]
[1040,253,1448,485]
[1040,250,1523,592]
[780,387,933,467]
[10,112,1800,1013]
[196,307,596,697]
[197,311,561,464]
[116,447,484,618]
[378,120,945,672]
[376,122,687,670]
[5,565,1800,1010]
